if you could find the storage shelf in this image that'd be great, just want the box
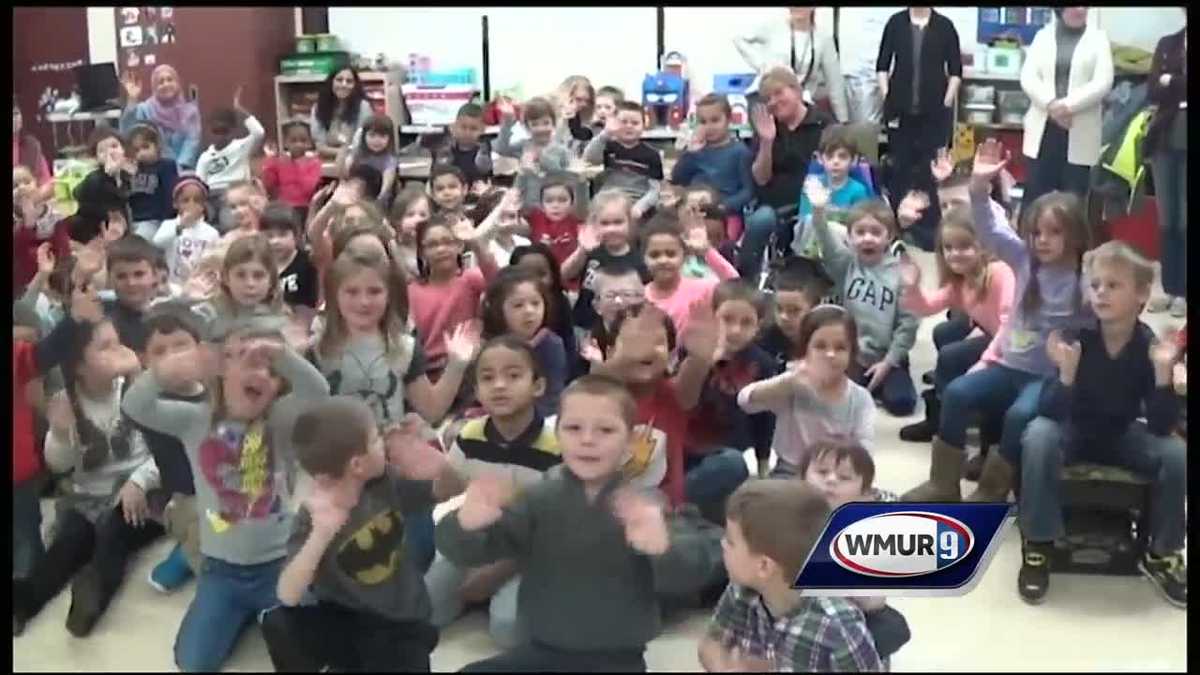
[963,68,1022,82]
[970,122,1024,131]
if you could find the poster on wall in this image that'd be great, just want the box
[114,7,177,82]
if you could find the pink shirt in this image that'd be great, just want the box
[261,154,323,208]
[645,248,739,336]
[407,260,498,372]
[901,259,1016,367]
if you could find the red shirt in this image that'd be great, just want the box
[261,154,323,208]
[13,207,70,291]
[634,379,688,508]
[526,208,582,290]
[13,341,42,485]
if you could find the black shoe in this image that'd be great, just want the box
[13,578,32,637]
[964,452,986,482]
[921,371,934,386]
[66,564,105,637]
[900,389,938,443]
[1018,541,1051,604]
[1140,550,1187,609]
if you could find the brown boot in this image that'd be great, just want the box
[901,437,965,501]
[966,452,1014,502]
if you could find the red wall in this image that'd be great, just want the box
[12,7,91,157]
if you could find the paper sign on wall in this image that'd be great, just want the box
[119,26,143,47]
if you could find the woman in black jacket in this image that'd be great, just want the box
[1145,15,1188,317]
[875,7,962,251]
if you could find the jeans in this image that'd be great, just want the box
[852,359,917,416]
[1150,149,1187,298]
[174,556,284,672]
[1019,418,1187,554]
[1022,123,1091,210]
[888,109,953,251]
[13,504,163,619]
[738,205,783,278]
[939,365,1043,463]
[934,334,991,393]
[424,553,525,648]
[408,507,436,573]
[12,479,44,579]
[684,448,750,506]
[261,602,438,672]
[932,313,973,350]
[461,641,646,673]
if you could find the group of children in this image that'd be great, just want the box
[10,67,1187,672]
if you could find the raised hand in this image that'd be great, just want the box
[99,344,143,379]
[445,320,482,365]
[804,175,831,212]
[456,472,517,531]
[46,391,75,438]
[579,337,605,365]
[386,414,449,481]
[898,254,921,288]
[116,481,149,527]
[683,300,720,362]
[241,337,285,370]
[70,277,105,324]
[751,104,775,141]
[930,147,954,184]
[36,242,56,277]
[1046,330,1082,376]
[683,222,711,256]
[605,113,622,134]
[305,484,352,537]
[156,343,219,389]
[611,488,670,556]
[451,216,477,243]
[496,98,516,121]
[896,191,930,229]
[686,128,706,153]
[232,85,245,114]
[972,138,1009,183]
[120,71,143,102]
[577,222,601,252]
[330,181,359,208]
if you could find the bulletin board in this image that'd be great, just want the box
[977,7,1054,46]
[114,6,182,83]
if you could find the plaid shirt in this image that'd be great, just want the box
[707,583,885,672]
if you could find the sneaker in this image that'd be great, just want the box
[921,371,934,386]
[1140,550,1187,609]
[149,543,195,594]
[1017,542,1051,604]
[1169,297,1187,319]
[1147,295,1173,313]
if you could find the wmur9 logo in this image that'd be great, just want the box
[794,503,1013,597]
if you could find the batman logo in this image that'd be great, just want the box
[336,510,405,586]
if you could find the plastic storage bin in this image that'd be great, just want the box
[963,104,996,125]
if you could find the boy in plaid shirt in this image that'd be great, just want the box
[699,480,884,672]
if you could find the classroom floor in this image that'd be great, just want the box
[13,248,1187,672]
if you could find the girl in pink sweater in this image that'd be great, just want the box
[897,205,1016,442]
[407,213,498,379]
[642,217,739,338]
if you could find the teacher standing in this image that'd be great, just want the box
[1145,15,1187,318]
[876,7,962,251]
[734,7,849,123]
[1019,6,1113,209]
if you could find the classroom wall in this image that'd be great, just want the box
[13,7,91,155]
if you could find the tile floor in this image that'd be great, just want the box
[13,249,1187,672]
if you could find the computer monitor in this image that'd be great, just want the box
[72,63,122,111]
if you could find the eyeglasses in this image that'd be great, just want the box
[600,290,645,303]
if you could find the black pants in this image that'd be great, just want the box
[460,641,647,673]
[888,108,952,251]
[13,505,163,621]
[1023,122,1091,210]
[261,602,438,673]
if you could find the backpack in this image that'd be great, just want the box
[1090,105,1154,220]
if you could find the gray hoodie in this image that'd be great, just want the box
[812,210,919,367]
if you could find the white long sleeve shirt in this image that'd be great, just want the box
[196,114,266,192]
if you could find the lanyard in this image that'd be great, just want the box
[790,29,817,88]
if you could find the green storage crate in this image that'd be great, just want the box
[279,52,351,77]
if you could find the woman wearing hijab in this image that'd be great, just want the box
[119,65,203,171]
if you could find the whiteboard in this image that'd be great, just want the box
[486,7,658,103]
[662,7,834,97]
[329,7,486,77]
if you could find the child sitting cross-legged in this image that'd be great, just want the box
[437,374,718,672]
[1016,241,1186,608]
[757,258,832,372]
[583,100,665,222]
[260,396,460,672]
[425,337,561,649]
[698,479,884,672]
[806,180,919,416]
[562,189,648,333]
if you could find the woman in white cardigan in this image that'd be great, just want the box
[1019,7,1113,208]
[734,7,849,123]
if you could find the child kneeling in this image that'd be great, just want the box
[261,396,460,672]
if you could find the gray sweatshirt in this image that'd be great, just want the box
[495,118,572,209]
[970,189,1094,377]
[812,210,919,367]
[122,347,330,566]
[435,465,719,652]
